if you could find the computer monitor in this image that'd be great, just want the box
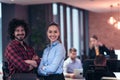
[114,50,120,60]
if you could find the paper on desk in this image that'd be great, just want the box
[114,72,120,79]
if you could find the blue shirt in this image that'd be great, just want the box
[63,57,82,75]
[38,40,66,76]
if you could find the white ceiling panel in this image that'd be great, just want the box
[0,0,120,12]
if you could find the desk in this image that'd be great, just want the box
[101,72,120,80]
[65,78,85,80]
[101,77,120,80]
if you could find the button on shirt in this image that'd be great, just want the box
[63,57,83,75]
[38,41,66,76]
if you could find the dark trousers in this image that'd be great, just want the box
[39,73,65,80]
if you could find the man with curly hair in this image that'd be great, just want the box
[4,18,40,79]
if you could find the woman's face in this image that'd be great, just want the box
[90,37,98,46]
[47,25,60,43]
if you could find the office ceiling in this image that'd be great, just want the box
[0,0,120,13]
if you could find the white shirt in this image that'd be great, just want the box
[63,57,83,76]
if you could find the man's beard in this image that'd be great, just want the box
[15,34,25,41]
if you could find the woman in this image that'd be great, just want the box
[38,22,66,80]
[89,35,110,59]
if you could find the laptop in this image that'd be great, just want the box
[114,72,120,79]
[115,50,120,60]
[74,69,83,78]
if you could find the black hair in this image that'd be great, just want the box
[8,18,29,40]
[91,35,98,40]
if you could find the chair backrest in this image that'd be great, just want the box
[85,66,115,80]
[2,61,9,80]
[107,59,119,72]
[83,59,94,77]
[83,59,120,77]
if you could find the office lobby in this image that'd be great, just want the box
[0,0,120,80]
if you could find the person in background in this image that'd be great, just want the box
[109,47,117,59]
[94,54,107,66]
[85,54,115,80]
[63,48,83,79]
[37,22,66,80]
[89,35,110,59]
[4,18,40,79]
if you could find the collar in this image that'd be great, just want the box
[68,57,77,63]
[12,40,26,46]
[47,40,60,47]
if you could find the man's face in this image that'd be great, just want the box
[14,26,26,41]
[69,51,77,60]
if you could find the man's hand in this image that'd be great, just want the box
[65,73,75,79]
[32,55,39,60]
[24,60,37,68]
[29,65,34,71]
[69,73,75,78]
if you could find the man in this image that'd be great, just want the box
[85,54,115,80]
[63,48,83,78]
[4,18,40,79]
[89,35,110,59]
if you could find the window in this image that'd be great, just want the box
[52,3,58,15]
[52,3,58,23]
[79,11,84,55]
[0,3,2,72]
[72,8,79,55]
[66,7,71,53]
[60,5,64,45]
[52,3,86,57]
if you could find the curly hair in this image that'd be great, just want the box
[8,18,29,40]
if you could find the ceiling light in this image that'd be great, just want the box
[11,0,14,2]
[108,3,120,30]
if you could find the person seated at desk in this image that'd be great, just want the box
[85,54,115,80]
[63,48,83,79]
[89,35,110,59]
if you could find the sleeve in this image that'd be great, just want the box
[102,45,110,55]
[79,59,83,69]
[43,45,65,73]
[63,60,68,76]
[37,49,47,75]
[5,46,30,72]
[89,48,92,59]
[30,47,40,65]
